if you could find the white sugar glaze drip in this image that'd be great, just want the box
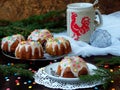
[15,41,43,56]
[59,56,88,77]
[27,29,53,41]
[1,34,24,52]
[46,37,69,52]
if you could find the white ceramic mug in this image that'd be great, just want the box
[67,2,103,43]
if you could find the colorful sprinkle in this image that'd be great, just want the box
[50,62,52,64]
[6,88,10,90]
[28,80,32,83]
[6,79,10,81]
[29,68,32,71]
[32,70,36,73]
[28,86,32,89]
[73,60,76,63]
[5,77,8,80]
[24,82,27,84]
[74,69,77,72]
[14,73,17,76]
[7,63,11,66]
[76,61,79,64]
[77,65,81,68]
[64,64,66,67]
[16,83,20,86]
[11,63,14,66]
[17,77,21,79]
[111,80,114,83]
[110,69,114,72]
[111,88,115,90]
[15,80,19,83]
[68,60,71,63]
[104,65,109,68]
[94,87,98,90]
[32,82,36,85]
[73,64,76,67]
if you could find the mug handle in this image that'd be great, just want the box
[95,9,103,28]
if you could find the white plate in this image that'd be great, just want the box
[44,62,97,82]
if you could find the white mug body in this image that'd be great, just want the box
[67,3,101,43]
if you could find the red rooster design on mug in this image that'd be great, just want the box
[70,12,90,40]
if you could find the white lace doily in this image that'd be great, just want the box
[34,68,102,90]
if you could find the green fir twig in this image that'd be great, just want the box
[0,64,33,79]
[79,68,120,90]
[94,56,120,65]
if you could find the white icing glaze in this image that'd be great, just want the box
[1,34,25,52]
[15,41,43,57]
[46,37,69,52]
[27,29,53,42]
[59,56,88,77]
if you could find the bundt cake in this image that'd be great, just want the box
[1,34,25,52]
[45,37,71,56]
[27,29,53,45]
[57,56,88,78]
[15,41,44,59]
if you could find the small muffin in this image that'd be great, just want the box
[57,56,88,78]
[15,41,44,59]
[27,29,53,45]
[45,37,71,56]
[1,34,25,52]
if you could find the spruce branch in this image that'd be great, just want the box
[0,64,33,79]
[79,68,120,90]
[0,10,66,40]
[94,56,120,65]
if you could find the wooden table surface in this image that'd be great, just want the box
[0,50,119,90]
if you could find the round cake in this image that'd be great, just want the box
[27,29,53,45]
[57,56,88,78]
[15,41,44,59]
[45,37,71,56]
[1,34,25,52]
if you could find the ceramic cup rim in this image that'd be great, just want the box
[67,3,93,9]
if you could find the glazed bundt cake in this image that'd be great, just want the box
[57,56,88,78]
[1,34,25,52]
[15,41,44,59]
[27,29,53,45]
[45,37,71,56]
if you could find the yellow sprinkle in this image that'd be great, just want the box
[68,60,71,63]
[16,83,20,86]
[111,80,114,83]
[110,69,113,72]
[28,86,32,89]
[31,42,34,45]
[74,69,77,72]
[37,42,40,44]
[60,62,63,64]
